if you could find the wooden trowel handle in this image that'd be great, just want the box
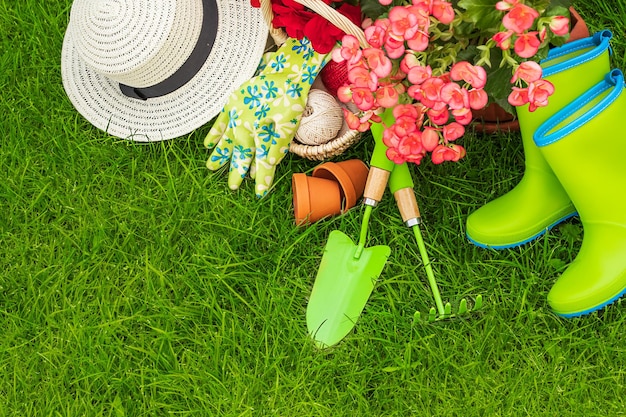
[363,166,390,205]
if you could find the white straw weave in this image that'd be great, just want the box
[61,0,268,141]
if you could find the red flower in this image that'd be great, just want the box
[305,4,362,53]
[272,0,316,39]
[272,0,362,54]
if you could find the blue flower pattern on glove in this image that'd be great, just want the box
[262,80,279,99]
[254,103,271,120]
[243,85,262,109]
[286,83,303,98]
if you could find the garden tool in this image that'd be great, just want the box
[306,117,396,348]
[389,153,483,322]
[466,31,613,249]
[306,126,395,348]
[205,37,329,197]
[534,68,626,317]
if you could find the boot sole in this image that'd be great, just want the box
[554,285,626,318]
[466,211,578,250]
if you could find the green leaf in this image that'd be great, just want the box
[360,0,388,20]
[457,0,503,30]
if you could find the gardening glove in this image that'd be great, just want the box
[205,37,329,197]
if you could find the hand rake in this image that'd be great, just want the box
[388,155,483,322]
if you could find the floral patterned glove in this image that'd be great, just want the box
[205,38,329,197]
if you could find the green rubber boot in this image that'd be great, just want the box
[466,31,612,249]
[534,69,626,317]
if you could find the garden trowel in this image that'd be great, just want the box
[306,118,395,348]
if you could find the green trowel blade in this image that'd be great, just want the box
[306,230,391,348]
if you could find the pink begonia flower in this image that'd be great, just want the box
[386,148,407,164]
[549,16,570,36]
[383,127,401,148]
[503,4,540,34]
[400,53,419,73]
[514,32,541,58]
[420,77,445,102]
[385,33,406,59]
[450,144,466,160]
[408,5,431,27]
[440,82,469,110]
[379,0,393,6]
[363,48,393,78]
[392,116,418,137]
[336,85,353,103]
[511,61,542,84]
[431,144,451,164]
[450,61,487,89]
[443,122,465,142]
[343,108,371,132]
[432,0,455,24]
[468,88,488,110]
[493,30,514,50]
[407,84,422,101]
[495,0,519,11]
[364,25,387,49]
[332,35,362,65]
[389,6,420,39]
[508,86,529,107]
[527,79,555,111]
[407,31,430,52]
[432,144,466,164]
[351,87,376,111]
[348,66,378,91]
[452,107,473,125]
[422,127,440,151]
[393,103,420,120]
[411,0,433,13]
[427,106,449,125]
[407,64,433,85]
[398,132,425,157]
[376,84,400,108]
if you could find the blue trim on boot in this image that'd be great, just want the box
[542,30,613,78]
[535,69,625,147]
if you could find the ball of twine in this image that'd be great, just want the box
[295,89,344,146]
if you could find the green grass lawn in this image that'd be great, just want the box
[2,1,626,415]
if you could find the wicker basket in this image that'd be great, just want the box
[259,0,368,160]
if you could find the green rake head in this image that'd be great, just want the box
[414,295,484,323]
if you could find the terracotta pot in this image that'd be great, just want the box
[292,173,342,226]
[473,7,590,134]
[312,159,369,210]
[292,159,370,225]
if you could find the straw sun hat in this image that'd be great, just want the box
[61,0,268,141]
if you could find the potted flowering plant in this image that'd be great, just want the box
[328,0,576,165]
[261,0,582,165]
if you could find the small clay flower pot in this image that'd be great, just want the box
[292,173,342,226]
[312,159,369,211]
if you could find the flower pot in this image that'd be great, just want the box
[312,159,369,210]
[473,7,590,134]
[292,159,369,225]
[292,173,342,226]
